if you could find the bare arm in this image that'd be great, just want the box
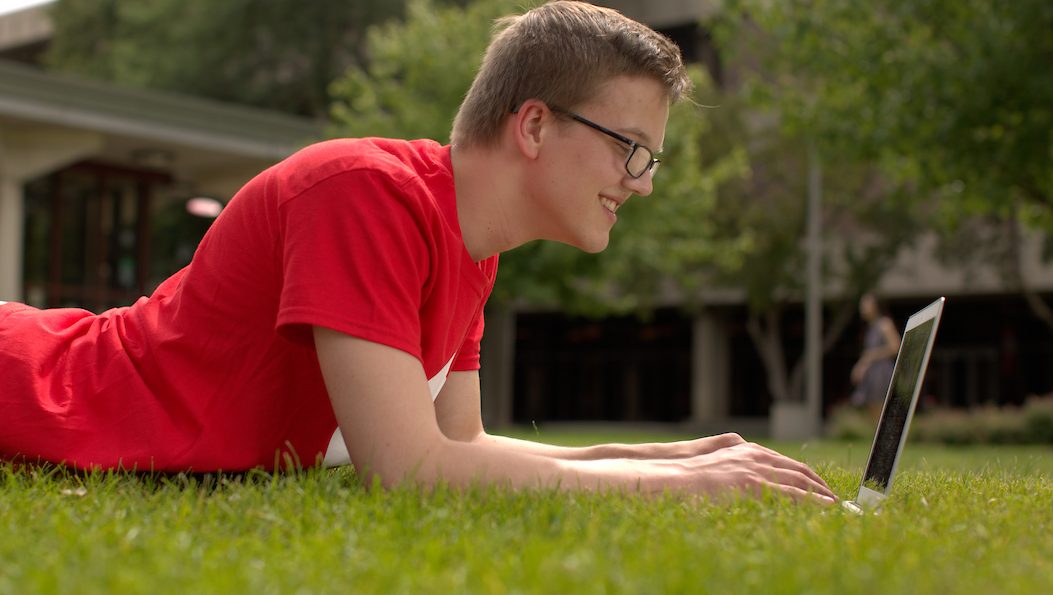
[860,318,901,363]
[853,317,902,383]
[435,369,749,461]
[315,326,570,489]
[314,326,835,502]
[878,317,902,357]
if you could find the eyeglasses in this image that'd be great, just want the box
[552,107,661,179]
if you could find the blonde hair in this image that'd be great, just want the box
[451,0,691,148]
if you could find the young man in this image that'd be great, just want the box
[0,1,835,504]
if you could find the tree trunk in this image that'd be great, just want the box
[1005,200,1053,331]
[748,297,859,406]
[746,307,793,402]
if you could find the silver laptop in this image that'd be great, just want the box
[842,297,945,514]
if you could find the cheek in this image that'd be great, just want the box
[540,152,586,193]
[552,132,607,172]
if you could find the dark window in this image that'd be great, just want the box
[513,309,692,423]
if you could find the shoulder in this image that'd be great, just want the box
[271,138,451,201]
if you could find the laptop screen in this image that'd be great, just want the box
[861,318,936,491]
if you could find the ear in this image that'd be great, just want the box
[510,99,551,160]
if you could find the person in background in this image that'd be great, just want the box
[851,293,901,419]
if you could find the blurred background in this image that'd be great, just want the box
[0,0,1050,442]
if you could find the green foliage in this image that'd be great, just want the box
[704,115,920,316]
[826,405,875,441]
[706,3,939,313]
[831,396,1053,445]
[722,0,1053,222]
[699,1,1044,402]
[707,0,1053,345]
[1023,396,1053,443]
[2,443,1052,594]
[913,408,1020,446]
[680,66,923,402]
[329,0,511,143]
[45,0,407,118]
[328,0,749,317]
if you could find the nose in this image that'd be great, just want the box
[623,170,654,197]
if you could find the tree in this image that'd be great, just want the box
[45,0,407,118]
[330,0,750,317]
[693,84,924,406]
[697,8,928,410]
[723,0,1053,328]
[706,0,1053,411]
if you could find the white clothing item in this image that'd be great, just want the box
[322,355,455,467]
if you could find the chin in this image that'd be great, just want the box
[567,234,610,254]
[582,241,609,254]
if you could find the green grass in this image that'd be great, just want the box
[1,431,1051,594]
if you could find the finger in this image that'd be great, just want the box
[733,479,835,505]
[772,483,837,506]
[764,466,837,500]
[750,444,834,494]
[752,452,836,499]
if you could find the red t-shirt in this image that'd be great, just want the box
[0,138,498,472]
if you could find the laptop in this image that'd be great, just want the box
[842,297,946,514]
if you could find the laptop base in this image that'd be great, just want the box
[841,500,863,515]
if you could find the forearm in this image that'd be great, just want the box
[859,346,896,366]
[385,436,835,503]
[376,434,664,493]
[472,432,679,461]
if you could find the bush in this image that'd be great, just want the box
[912,408,980,445]
[1023,396,1053,444]
[969,406,1029,444]
[826,405,875,441]
[831,398,1053,445]
[896,397,1053,446]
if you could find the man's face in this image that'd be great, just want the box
[530,75,671,253]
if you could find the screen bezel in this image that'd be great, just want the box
[855,297,945,507]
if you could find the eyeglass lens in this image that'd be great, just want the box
[626,146,657,178]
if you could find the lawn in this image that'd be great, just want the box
[1,430,1050,594]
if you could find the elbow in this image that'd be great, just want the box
[437,420,486,444]
[444,428,486,444]
[352,437,454,489]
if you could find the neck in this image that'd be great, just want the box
[450,142,538,262]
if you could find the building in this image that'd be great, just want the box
[0,3,322,313]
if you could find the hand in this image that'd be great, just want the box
[851,360,867,384]
[660,441,837,505]
[657,432,748,459]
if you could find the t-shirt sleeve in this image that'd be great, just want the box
[275,169,430,362]
[452,308,484,371]
[451,256,498,372]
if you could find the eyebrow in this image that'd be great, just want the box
[619,127,662,154]
[555,105,664,155]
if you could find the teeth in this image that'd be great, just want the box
[600,197,619,213]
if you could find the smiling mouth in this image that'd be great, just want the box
[600,196,621,214]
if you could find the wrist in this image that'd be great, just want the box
[552,457,638,492]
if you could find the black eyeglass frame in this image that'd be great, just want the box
[551,107,661,179]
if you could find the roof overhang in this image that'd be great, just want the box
[0,60,323,161]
